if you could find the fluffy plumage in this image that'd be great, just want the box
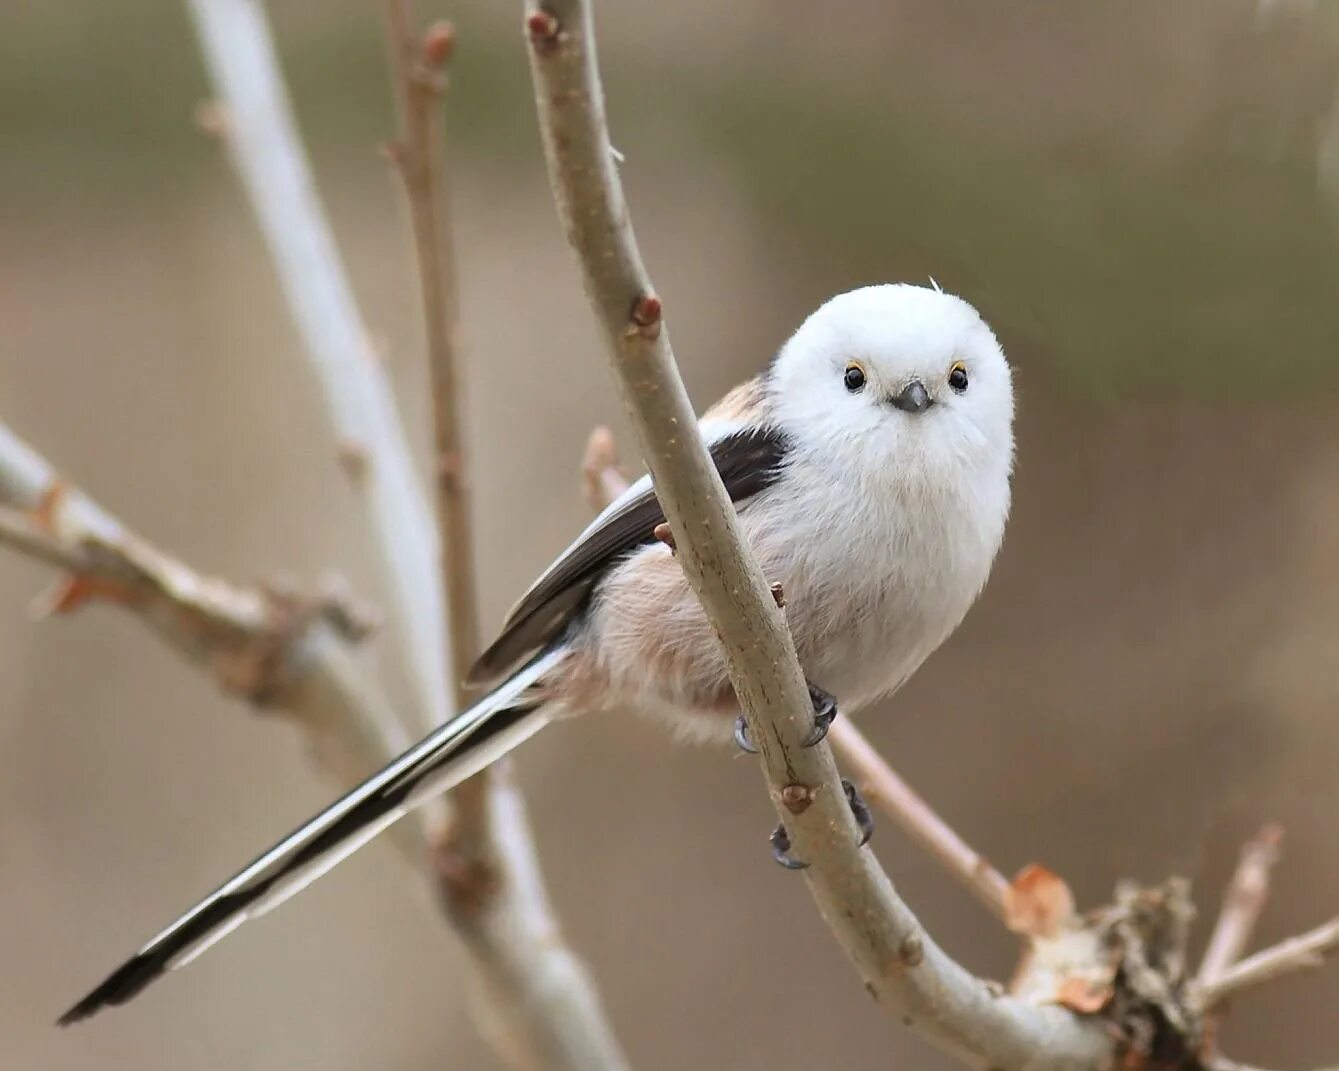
[62,283,1015,1022]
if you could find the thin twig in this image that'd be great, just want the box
[382,2,479,705]
[382,6,629,1069]
[0,504,90,576]
[382,0,495,867]
[579,427,1013,923]
[1198,917,1339,1009]
[186,0,447,734]
[827,718,1012,921]
[1198,825,1285,987]
[524,3,1112,1067]
[581,426,629,512]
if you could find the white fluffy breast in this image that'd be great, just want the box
[741,428,1011,711]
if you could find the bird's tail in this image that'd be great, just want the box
[59,647,564,1026]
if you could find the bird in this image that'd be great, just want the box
[59,282,1016,1024]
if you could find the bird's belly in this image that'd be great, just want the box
[787,575,948,712]
[579,473,997,738]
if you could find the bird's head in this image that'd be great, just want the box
[770,283,1014,490]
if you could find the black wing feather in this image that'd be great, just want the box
[467,425,790,686]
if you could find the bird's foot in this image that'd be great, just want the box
[844,778,874,847]
[733,681,838,754]
[733,713,757,754]
[802,682,837,747]
[770,778,874,870]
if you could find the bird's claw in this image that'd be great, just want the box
[735,682,837,753]
[770,823,809,869]
[844,778,874,847]
[770,778,874,869]
[802,683,837,747]
[734,714,758,754]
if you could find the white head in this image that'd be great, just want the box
[769,284,1014,494]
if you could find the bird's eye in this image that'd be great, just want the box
[948,361,969,393]
[843,363,867,393]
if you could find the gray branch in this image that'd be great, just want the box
[0,422,422,863]
[522,2,1114,1067]
[182,3,629,1068]
[186,0,447,733]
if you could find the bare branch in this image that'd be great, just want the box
[382,3,478,704]
[1198,917,1339,1009]
[0,504,90,576]
[0,422,422,865]
[431,763,631,1071]
[581,426,629,511]
[578,427,1013,922]
[382,5,629,1068]
[382,0,495,859]
[186,0,448,734]
[827,718,1012,922]
[524,3,1112,1067]
[1198,825,1285,987]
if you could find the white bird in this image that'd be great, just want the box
[60,282,1015,1023]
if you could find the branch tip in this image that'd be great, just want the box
[420,20,456,68]
[526,8,561,50]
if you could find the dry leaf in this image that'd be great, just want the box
[1005,864,1077,939]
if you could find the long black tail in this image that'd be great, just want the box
[58,649,560,1025]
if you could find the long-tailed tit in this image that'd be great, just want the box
[61,282,1015,1023]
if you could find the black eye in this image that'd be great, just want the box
[843,364,866,392]
[948,362,969,393]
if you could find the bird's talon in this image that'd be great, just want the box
[802,683,838,747]
[734,714,758,754]
[770,823,809,869]
[844,778,874,847]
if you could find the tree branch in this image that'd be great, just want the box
[382,3,479,705]
[827,718,1012,922]
[186,0,448,735]
[523,3,1113,1067]
[381,5,630,1069]
[578,426,1013,923]
[1198,917,1339,1010]
[1198,825,1284,987]
[0,422,423,864]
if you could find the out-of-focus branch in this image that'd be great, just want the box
[186,0,447,735]
[827,718,1012,921]
[382,6,630,1070]
[382,4,478,704]
[581,426,629,512]
[1198,825,1285,987]
[1198,917,1339,1009]
[432,762,632,1071]
[0,422,423,863]
[579,426,1013,922]
[524,4,1112,1068]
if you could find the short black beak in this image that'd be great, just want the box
[890,379,932,414]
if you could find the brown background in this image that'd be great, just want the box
[3,1,1338,1068]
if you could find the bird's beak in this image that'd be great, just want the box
[890,379,932,414]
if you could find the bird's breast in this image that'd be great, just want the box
[748,454,1007,711]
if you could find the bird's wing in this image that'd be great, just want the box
[60,649,561,1025]
[466,422,790,687]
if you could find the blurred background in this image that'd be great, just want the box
[3,0,1338,1068]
